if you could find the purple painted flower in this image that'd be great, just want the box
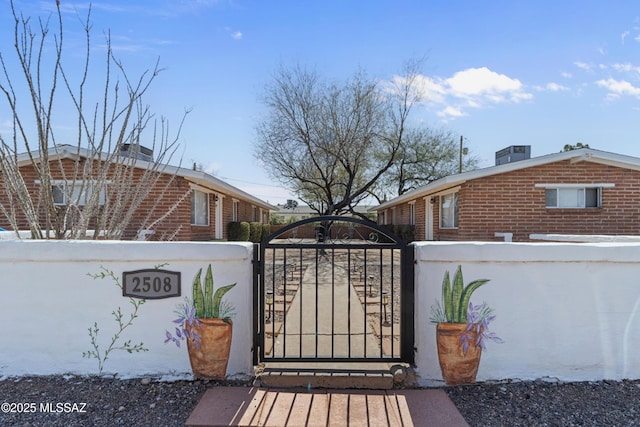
[164,298,203,348]
[459,302,503,355]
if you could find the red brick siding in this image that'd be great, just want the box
[221,197,234,240]
[394,204,411,225]
[413,200,426,240]
[218,197,262,240]
[456,161,640,241]
[381,160,640,242]
[0,158,266,241]
[129,172,192,241]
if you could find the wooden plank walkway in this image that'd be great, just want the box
[186,387,469,427]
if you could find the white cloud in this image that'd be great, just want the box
[574,61,592,72]
[392,67,532,120]
[446,67,527,99]
[408,74,447,104]
[437,106,466,118]
[534,82,570,92]
[596,78,640,99]
[612,63,640,74]
[622,30,630,44]
[561,71,573,79]
[223,27,243,40]
[612,63,633,72]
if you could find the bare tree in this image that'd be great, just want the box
[372,128,480,202]
[0,1,187,239]
[255,61,422,217]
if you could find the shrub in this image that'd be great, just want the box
[249,222,263,243]
[395,224,415,242]
[381,224,415,243]
[261,223,272,240]
[227,222,240,241]
[239,222,250,241]
[228,221,250,241]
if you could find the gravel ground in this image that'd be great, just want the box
[447,379,640,427]
[1,376,639,426]
[0,375,244,427]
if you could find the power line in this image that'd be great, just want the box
[218,175,288,189]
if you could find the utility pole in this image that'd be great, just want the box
[459,135,463,173]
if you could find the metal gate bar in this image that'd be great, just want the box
[255,216,414,364]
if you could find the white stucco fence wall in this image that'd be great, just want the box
[0,240,254,379]
[3,239,640,386]
[414,241,640,386]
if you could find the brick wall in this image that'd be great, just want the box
[413,200,426,240]
[0,158,196,240]
[218,197,262,240]
[460,160,640,241]
[0,157,267,241]
[384,160,640,242]
[129,171,193,241]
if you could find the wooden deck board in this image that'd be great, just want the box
[186,387,469,427]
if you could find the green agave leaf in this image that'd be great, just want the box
[204,264,214,318]
[458,278,490,322]
[451,265,464,322]
[192,268,204,318]
[442,270,453,322]
[212,283,237,318]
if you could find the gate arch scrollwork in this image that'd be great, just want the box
[263,215,401,246]
[255,215,414,365]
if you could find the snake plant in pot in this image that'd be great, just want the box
[165,264,236,379]
[430,265,502,385]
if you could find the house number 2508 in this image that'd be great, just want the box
[133,276,172,293]
[122,269,181,299]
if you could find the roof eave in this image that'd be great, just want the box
[370,148,640,212]
[15,145,277,211]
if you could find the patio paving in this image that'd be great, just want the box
[186,386,469,426]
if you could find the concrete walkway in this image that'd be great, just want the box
[186,387,469,427]
[272,259,381,359]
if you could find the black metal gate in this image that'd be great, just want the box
[253,216,414,365]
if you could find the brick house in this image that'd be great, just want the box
[0,145,275,240]
[371,148,640,242]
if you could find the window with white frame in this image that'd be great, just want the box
[191,189,209,226]
[50,181,106,206]
[536,184,613,208]
[440,192,458,228]
[232,200,239,222]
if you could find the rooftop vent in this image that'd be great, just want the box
[120,144,153,162]
[495,145,530,166]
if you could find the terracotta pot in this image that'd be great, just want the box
[436,322,481,385]
[186,318,233,380]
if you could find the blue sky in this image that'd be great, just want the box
[2,1,640,205]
